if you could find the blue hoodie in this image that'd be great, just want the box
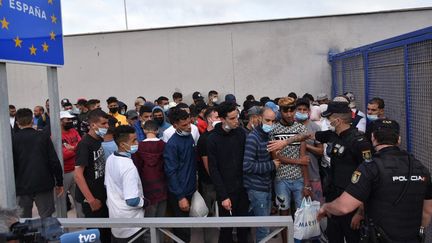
[152,106,171,138]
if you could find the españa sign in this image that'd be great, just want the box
[0,0,64,66]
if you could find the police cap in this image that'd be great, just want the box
[371,119,400,135]
[321,101,351,117]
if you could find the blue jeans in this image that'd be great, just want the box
[247,189,271,243]
[274,178,304,210]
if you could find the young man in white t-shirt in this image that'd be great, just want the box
[105,125,148,242]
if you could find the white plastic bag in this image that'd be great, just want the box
[293,197,321,240]
[189,191,209,217]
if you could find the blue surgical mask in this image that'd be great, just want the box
[262,124,273,133]
[367,114,378,121]
[129,144,138,154]
[295,112,309,121]
[95,127,108,138]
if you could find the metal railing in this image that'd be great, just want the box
[58,216,294,243]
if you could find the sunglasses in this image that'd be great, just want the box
[280,106,296,113]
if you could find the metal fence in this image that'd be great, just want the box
[329,26,432,239]
[58,216,295,243]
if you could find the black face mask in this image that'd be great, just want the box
[64,122,74,131]
[109,107,118,114]
[154,117,164,125]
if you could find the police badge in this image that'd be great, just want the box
[351,171,361,184]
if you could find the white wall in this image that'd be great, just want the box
[6,8,432,110]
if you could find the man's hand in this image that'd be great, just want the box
[55,186,64,197]
[273,159,281,169]
[303,186,312,198]
[267,140,288,152]
[299,156,310,165]
[178,198,190,212]
[88,198,102,212]
[317,204,330,221]
[221,198,232,211]
[351,213,364,230]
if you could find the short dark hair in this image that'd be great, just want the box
[86,99,100,108]
[113,125,136,146]
[195,101,207,114]
[87,109,109,124]
[106,96,118,105]
[368,97,385,109]
[288,92,298,100]
[16,108,33,126]
[372,126,399,146]
[204,107,217,120]
[143,120,159,132]
[216,102,237,119]
[9,105,16,109]
[246,95,255,101]
[172,92,183,100]
[208,90,218,96]
[107,115,118,135]
[302,93,314,102]
[157,96,169,103]
[169,108,190,124]
[176,103,189,109]
[139,105,153,115]
[259,96,270,106]
[332,112,352,124]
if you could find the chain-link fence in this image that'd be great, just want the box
[329,26,432,240]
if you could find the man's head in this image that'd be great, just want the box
[75,99,88,113]
[33,106,44,118]
[176,102,191,114]
[208,90,218,104]
[295,98,311,123]
[322,101,352,132]
[157,96,169,111]
[15,108,33,128]
[247,106,262,129]
[106,96,119,114]
[287,92,298,100]
[60,111,75,131]
[86,99,101,111]
[152,109,165,125]
[367,97,385,120]
[246,94,255,102]
[260,107,276,133]
[139,105,153,124]
[87,109,110,137]
[204,107,220,130]
[169,108,191,134]
[217,102,239,131]
[224,94,238,106]
[192,91,204,104]
[302,93,314,103]
[316,93,329,105]
[278,97,296,125]
[371,119,400,148]
[134,96,146,112]
[195,101,208,119]
[114,125,138,153]
[9,105,16,117]
[172,92,183,104]
[45,99,50,113]
[63,102,73,111]
[143,120,159,137]
[125,110,139,126]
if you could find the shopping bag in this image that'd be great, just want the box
[189,191,209,217]
[293,197,321,240]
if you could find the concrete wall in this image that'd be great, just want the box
[6,8,432,109]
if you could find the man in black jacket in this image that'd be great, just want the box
[13,108,64,218]
[207,102,249,243]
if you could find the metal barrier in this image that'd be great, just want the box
[329,25,432,241]
[58,216,295,243]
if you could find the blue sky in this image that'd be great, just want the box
[62,0,431,34]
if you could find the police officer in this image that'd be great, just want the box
[310,101,373,243]
[317,119,432,243]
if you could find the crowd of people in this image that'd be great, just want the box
[7,89,432,243]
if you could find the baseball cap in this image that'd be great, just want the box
[60,111,74,119]
[321,101,351,117]
[75,98,87,106]
[125,110,138,120]
[61,98,71,107]
[192,92,204,100]
[225,94,239,106]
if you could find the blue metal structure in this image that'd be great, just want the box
[329,26,432,161]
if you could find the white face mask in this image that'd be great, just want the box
[212,97,218,103]
[212,120,221,127]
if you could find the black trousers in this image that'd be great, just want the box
[82,201,112,243]
[167,192,193,243]
[327,211,360,243]
[218,189,250,243]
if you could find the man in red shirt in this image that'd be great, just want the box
[60,111,83,217]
